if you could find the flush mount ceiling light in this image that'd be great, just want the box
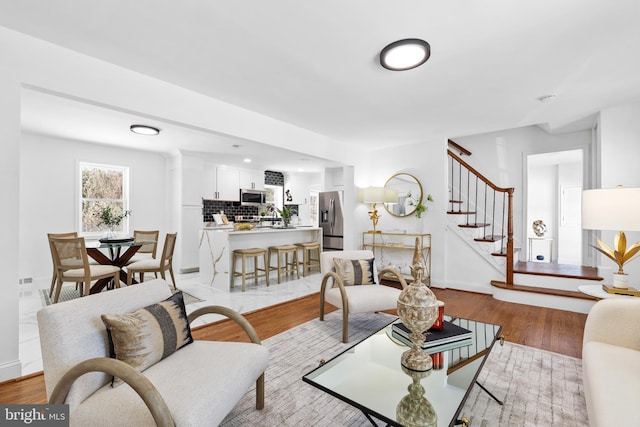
[130,124,160,135]
[380,38,431,71]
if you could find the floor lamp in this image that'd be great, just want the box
[582,186,640,289]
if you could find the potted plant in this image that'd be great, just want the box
[276,206,293,228]
[96,205,131,239]
[407,192,434,219]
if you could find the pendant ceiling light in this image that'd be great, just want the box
[380,38,431,71]
[130,124,160,135]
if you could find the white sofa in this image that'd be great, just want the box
[38,279,269,426]
[582,298,640,427]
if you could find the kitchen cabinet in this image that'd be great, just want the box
[284,173,311,205]
[239,169,265,190]
[209,166,240,201]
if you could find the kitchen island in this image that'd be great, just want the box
[199,226,322,291]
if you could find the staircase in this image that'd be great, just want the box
[447,142,599,314]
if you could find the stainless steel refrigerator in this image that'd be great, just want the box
[319,191,344,250]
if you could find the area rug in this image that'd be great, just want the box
[40,285,203,307]
[220,312,587,427]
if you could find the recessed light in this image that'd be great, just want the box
[380,39,431,71]
[130,124,160,135]
[243,158,251,163]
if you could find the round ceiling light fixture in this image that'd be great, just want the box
[130,124,160,135]
[380,38,431,71]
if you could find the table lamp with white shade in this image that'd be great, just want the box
[582,186,640,289]
[360,187,398,233]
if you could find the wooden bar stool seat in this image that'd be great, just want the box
[295,241,321,276]
[268,244,300,284]
[232,247,269,292]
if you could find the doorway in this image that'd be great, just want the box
[526,149,584,265]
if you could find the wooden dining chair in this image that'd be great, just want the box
[126,232,178,289]
[47,232,78,298]
[49,237,121,303]
[127,230,160,281]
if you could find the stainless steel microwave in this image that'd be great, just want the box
[240,189,266,206]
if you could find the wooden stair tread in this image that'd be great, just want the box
[491,247,521,257]
[514,261,602,281]
[474,235,505,242]
[458,223,491,228]
[447,211,476,215]
[491,280,598,301]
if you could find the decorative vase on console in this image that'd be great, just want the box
[397,237,439,371]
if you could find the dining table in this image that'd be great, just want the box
[85,238,153,293]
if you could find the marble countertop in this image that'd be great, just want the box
[203,226,319,234]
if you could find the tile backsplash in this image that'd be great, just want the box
[203,200,257,222]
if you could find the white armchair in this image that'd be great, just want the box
[582,298,640,427]
[319,250,407,343]
[37,279,268,426]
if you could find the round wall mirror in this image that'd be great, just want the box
[384,173,423,217]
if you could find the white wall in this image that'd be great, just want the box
[19,133,169,281]
[598,102,640,280]
[0,73,22,381]
[527,163,556,261]
[362,137,449,288]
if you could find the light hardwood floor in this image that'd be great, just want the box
[0,288,587,404]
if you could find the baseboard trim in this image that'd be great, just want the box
[0,360,23,383]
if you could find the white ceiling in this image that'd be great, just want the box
[3,1,640,171]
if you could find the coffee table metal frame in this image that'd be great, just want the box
[303,316,503,427]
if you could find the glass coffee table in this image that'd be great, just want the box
[303,316,503,427]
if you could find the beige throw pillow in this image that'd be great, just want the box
[332,258,376,286]
[102,291,193,386]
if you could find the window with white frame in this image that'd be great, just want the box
[80,162,130,236]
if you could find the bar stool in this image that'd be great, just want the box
[232,248,269,292]
[295,241,321,276]
[268,244,300,284]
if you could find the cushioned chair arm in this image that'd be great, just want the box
[377,268,408,289]
[188,305,261,345]
[583,299,640,351]
[49,357,175,427]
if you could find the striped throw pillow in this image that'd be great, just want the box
[333,258,376,286]
[102,291,193,386]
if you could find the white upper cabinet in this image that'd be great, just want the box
[285,172,316,205]
[239,170,265,191]
[213,166,240,201]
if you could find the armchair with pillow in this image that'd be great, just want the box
[38,279,268,426]
[319,250,407,343]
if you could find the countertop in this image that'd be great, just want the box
[203,225,319,234]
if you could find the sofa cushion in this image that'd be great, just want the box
[332,258,376,285]
[582,341,640,427]
[101,291,193,386]
[70,341,269,427]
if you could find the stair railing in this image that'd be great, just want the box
[448,149,515,285]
